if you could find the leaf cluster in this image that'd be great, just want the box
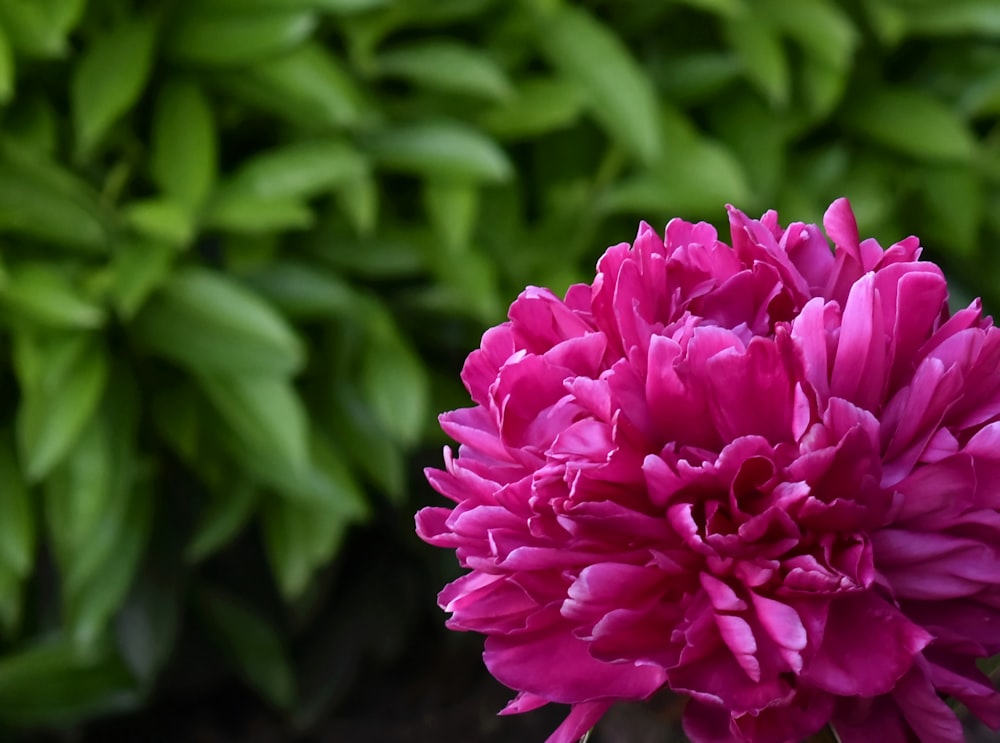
[0,0,997,733]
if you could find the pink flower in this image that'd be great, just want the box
[415,199,1000,743]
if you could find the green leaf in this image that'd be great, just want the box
[0,1,67,58]
[760,0,857,70]
[115,579,179,685]
[150,79,217,210]
[423,180,478,253]
[376,40,512,100]
[479,77,585,140]
[708,89,790,204]
[71,16,158,156]
[863,1,907,47]
[0,433,35,578]
[675,0,745,16]
[200,375,309,477]
[600,104,749,217]
[38,0,86,34]
[242,261,360,319]
[123,198,195,247]
[262,496,348,600]
[261,497,314,600]
[48,376,147,648]
[0,638,136,726]
[3,94,59,154]
[364,121,512,182]
[221,140,368,200]
[67,481,151,649]
[799,56,849,119]
[132,267,304,376]
[204,193,315,234]
[238,42,365,128]
[420,247,502,322]
[841,88,976,162]
[317,231,425,278]
[723,11,789,107]
[218,419,368,515]
[0,23,16,104]
[919,165,983,258]
[657,53,742,106]
[186,480,259,563]
[167,8,316,65]
[111,238,175,318]
[0,139,109,251]
[42,401,114,571]
[201,0,390,10]
[15,333,108,482]
[904,1,1000,37]
[0,263,105,329]
[0,566,24,635]
[534,4,661,163]
[197,589,295,709]
[151,384,203,465]
[330,383,405,501]
[600,143,750,218]
[360,308,429,446]
[334,170,378,235]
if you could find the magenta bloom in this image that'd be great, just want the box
[415,199,1000,743]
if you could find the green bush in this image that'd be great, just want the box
[0,0,997,733]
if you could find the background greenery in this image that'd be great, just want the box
[0,0,998,737]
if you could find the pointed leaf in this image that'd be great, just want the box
[221,140,368,200]
[115,579,179,685]
[111,238,175,318]
[242,262,360,319]
[197,590,295,709]
[723,11,789,106]
[330,383,405,501]
[16,333,107,482]
[167,8,316,65]
[905,1,1000,37]
[534,4,661,162]
[239,42,364,128]
[0,140,109,251]
[204,193,315,234]
[761,0,857,69]
[0,638,135,726]
[67,481,151,649]
[376,40,512,100]
[72,16,158,156]
[0,1,67,58]
[0,434,33,578]
[0,566,23,635]
[123,198,195,247]
[364,121,511,182]
[199,375,309,476]
[150,79,217,210]
[360,308,429,446]
[262,496,348,600]
[3,94,59,154]
[132,267,304,376]
[186,480,259,563]
[0,24,16,104]
[842,88,976,162]
[423,180,478,253]
[479,77,585,140]
[0,263,104,329]
[333,170,378,235]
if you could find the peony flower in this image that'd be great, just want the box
[415,199,1000,743]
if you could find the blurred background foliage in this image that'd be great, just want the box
[0,0,998,738]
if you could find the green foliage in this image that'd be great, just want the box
[0,0,998,733]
